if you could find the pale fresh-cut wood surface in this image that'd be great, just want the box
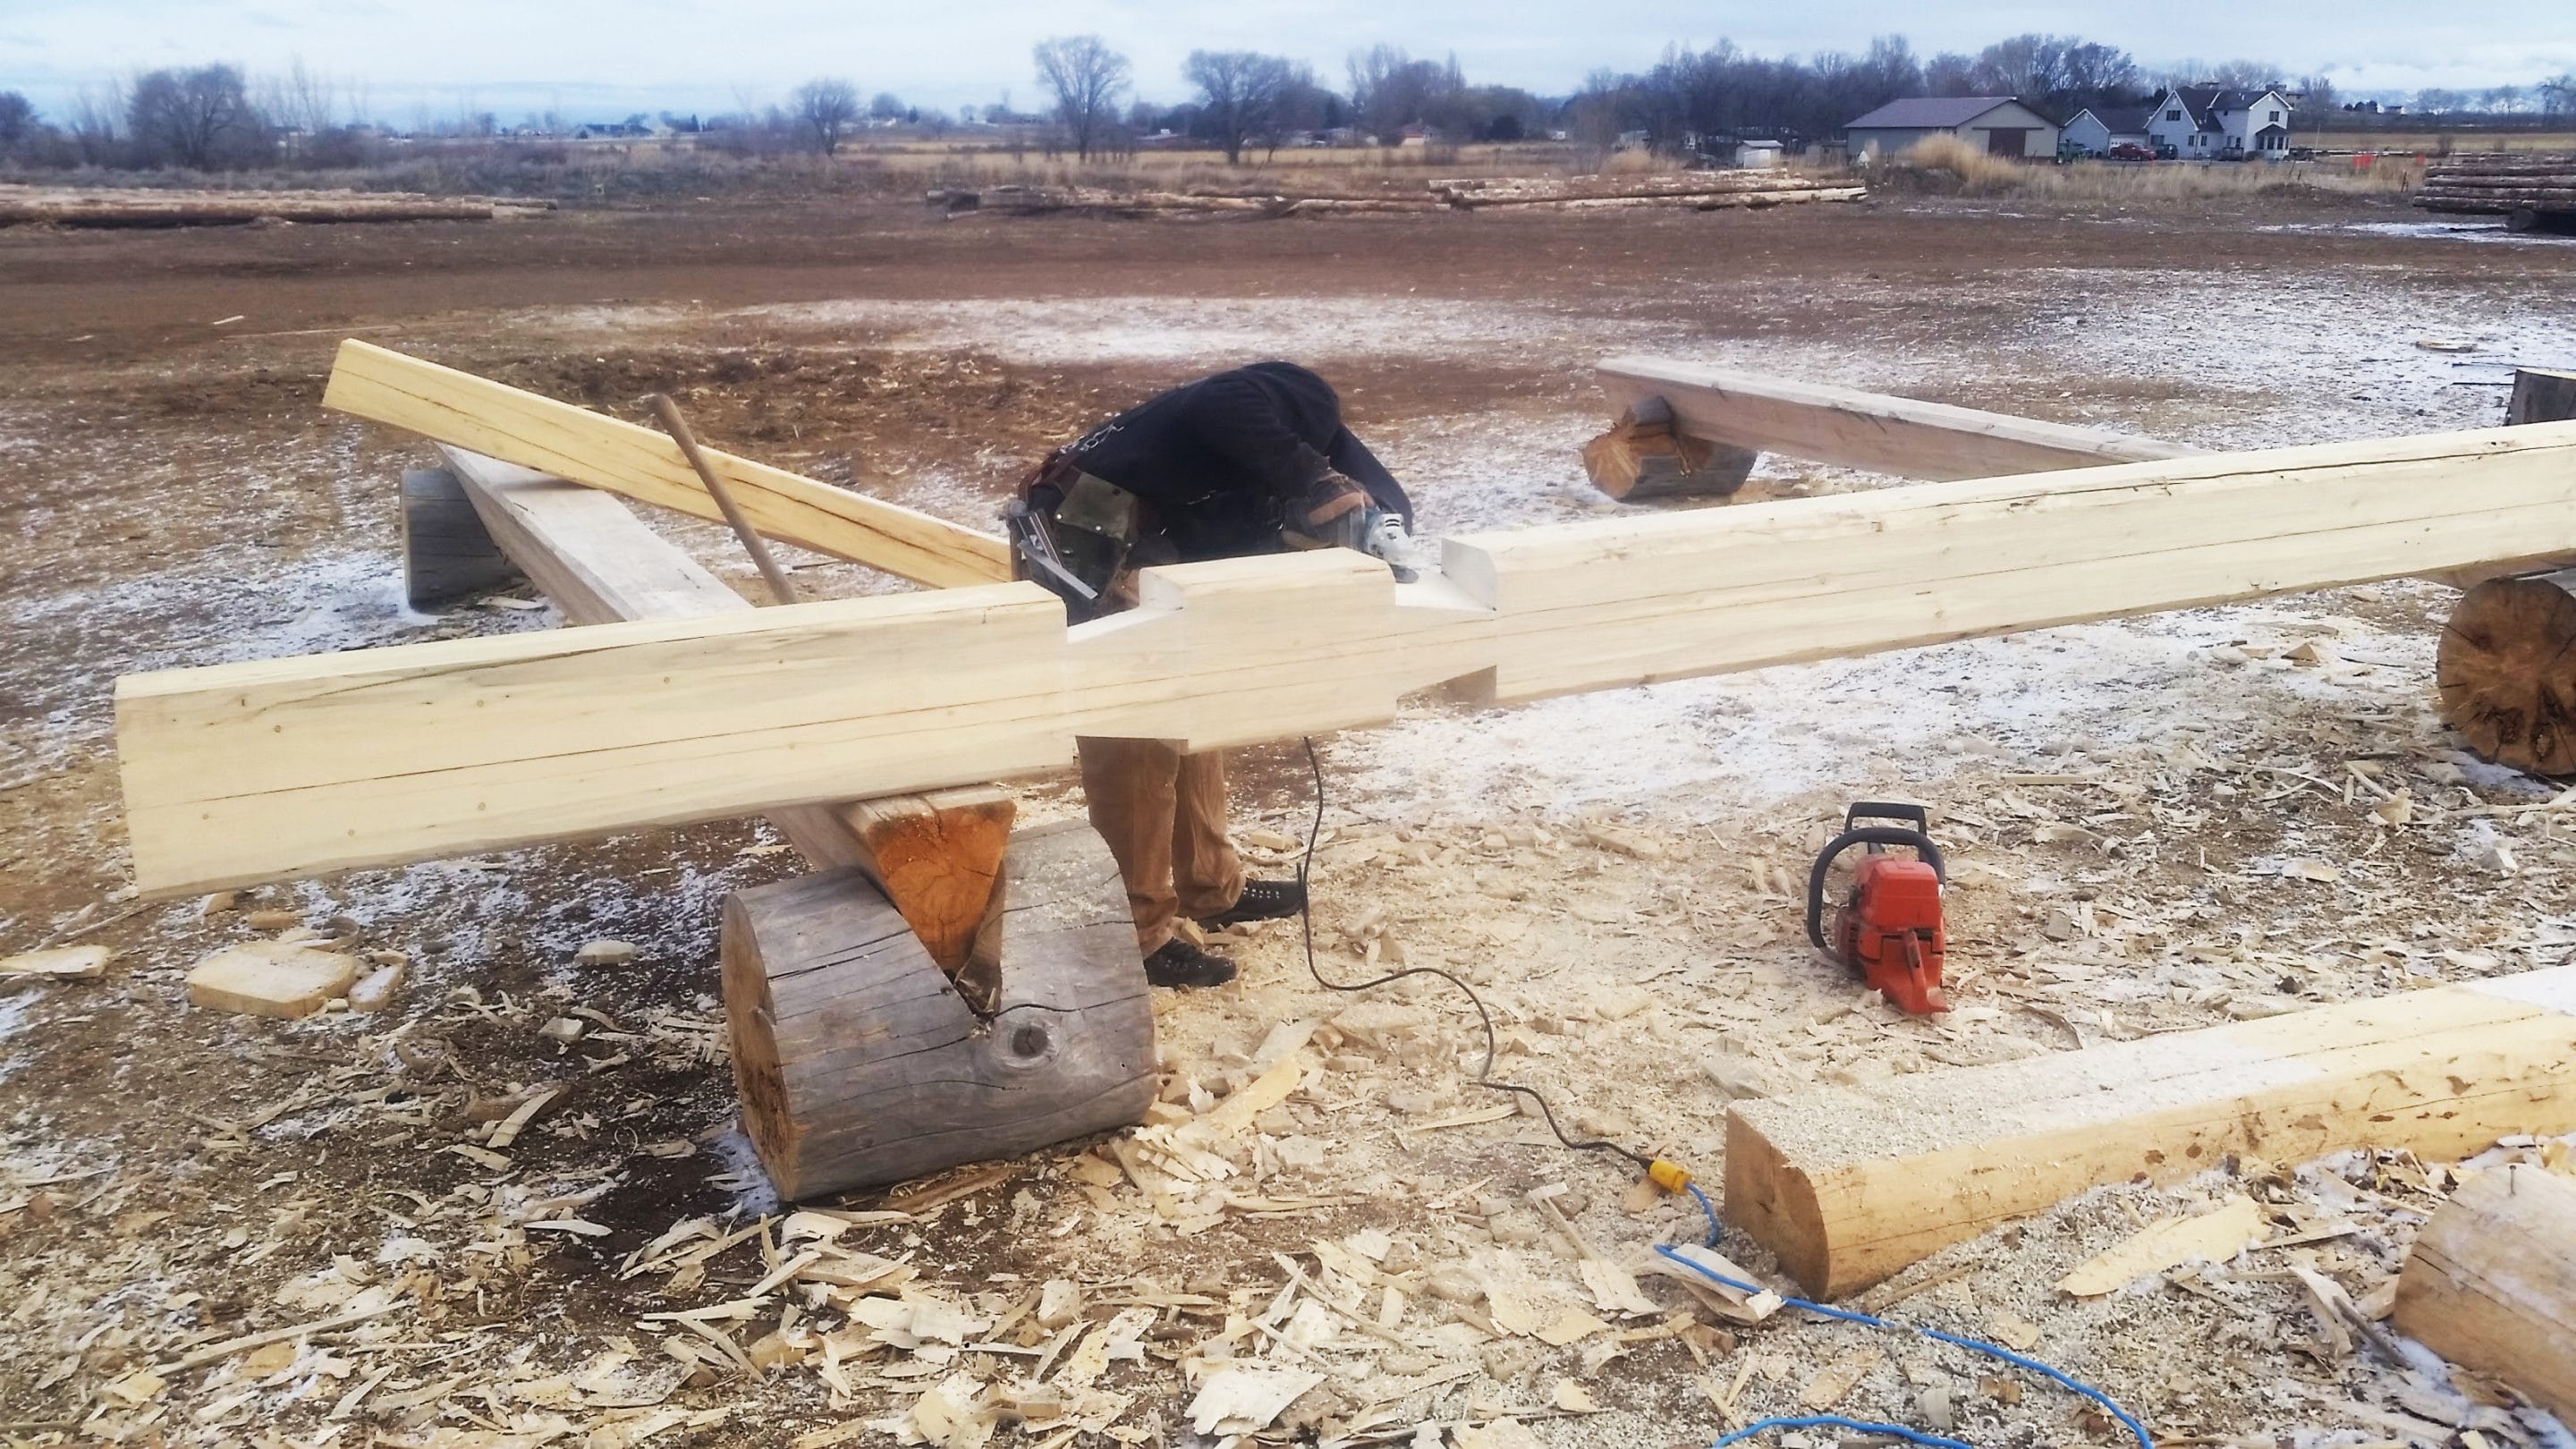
[326,340,1012,588]
[1724,969,2576,1298]
[115,418,2576,895]
[1596,353,2199,480]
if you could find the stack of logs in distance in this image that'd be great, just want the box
[2414,153,2576,232]
[927,172,1865,218]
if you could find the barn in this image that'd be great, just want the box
[1844,97,2062,162]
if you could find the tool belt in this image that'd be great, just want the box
[1006,451,1164,623]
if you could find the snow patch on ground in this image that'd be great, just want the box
[1346,601,2440,819]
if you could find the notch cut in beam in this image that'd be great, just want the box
[325,341,1012,589]
[1726,970,2576,1299]
[115,417,2576,895]
[1597,353,2201,480]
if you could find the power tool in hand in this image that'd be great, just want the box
[1805,801,1949,1015]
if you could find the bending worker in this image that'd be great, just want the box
[1006,361,1419,989]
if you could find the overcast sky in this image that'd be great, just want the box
[4,1,2571,124]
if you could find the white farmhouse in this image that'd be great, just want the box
[1843,97,2061,161]
[2144,86,2293,158]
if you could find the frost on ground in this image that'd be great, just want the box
[7,200,2576,1449]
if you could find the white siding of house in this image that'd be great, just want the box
[2065,114,2109,156]
[2145,95,2198,154]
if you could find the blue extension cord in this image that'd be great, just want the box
[1667,1183,2156,1449]
[1711,1417,1970,1449]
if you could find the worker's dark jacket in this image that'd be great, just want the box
[1056,362,1413,563]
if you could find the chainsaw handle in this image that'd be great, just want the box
[1844,801,1931,834]
[1804,826,1946,949]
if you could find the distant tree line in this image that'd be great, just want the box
[4,40,2573,175]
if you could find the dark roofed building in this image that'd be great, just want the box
[2063,105,2153,157]
[1844,97,2062,161]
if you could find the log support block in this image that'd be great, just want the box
[401,466,522,610]
[2394,1165,2576,1419]
[1580,396,1759,501]
[1724,970,2576,1299]
[722,818,1154,1200]
[2436,572,2576,775]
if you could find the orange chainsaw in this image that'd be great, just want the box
[1805,802,1949,1015]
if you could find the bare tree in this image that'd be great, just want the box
[128,64,261,169]
[869,91,907,122]
[791,77,860,155]
[2544,74,2576,114]
[1033,35,1131,160]
[1186,49,1303,163]
[0,92,35,153]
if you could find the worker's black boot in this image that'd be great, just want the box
[1195,878,1306,928]
[1143,937,1237,989]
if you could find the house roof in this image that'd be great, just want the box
[2075,106,2153,134]
[2162,86,2283,125]
[1845,97,2029,131]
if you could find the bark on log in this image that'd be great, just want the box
[2436,572,2576,775]
[723,818,1154,1201]
[400,466,523,609]
[2392,1166,2576,1419]
[1580,397,1759,500]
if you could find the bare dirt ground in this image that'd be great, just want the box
[4,190,2576,1449]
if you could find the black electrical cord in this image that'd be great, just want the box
[1292,736,1656,1174]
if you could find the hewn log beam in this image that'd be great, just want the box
[436,446,1013,978]
[117,417,2576,895]
[1596,354,2198,480]
[326,341,1012,588]
[1725,970,2576,1299]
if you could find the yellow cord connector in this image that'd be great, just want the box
[1648,1159,1694,1194]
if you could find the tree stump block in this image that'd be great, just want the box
[401,466,523,609]
[722,818,1154,1200]
[2437,572,2576,775]
[1580,396,1759,501]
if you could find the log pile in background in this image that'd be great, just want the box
[2414,153,2576,231]
[1428,174,1866,210]
[0,184,550,228]
[926,172,1864,219]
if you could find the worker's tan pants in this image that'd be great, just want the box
[1076,737,1244,954]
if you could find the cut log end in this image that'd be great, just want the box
[400,466,523,610]
[1580,402,1759,502]
[2437,574,2576,775]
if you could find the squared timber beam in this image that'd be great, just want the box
[1724,969,2576,1300]
[437,446,1013,975]
[326,341,1012,589]
[1597,353,2199,480]
[116,418,2576,895]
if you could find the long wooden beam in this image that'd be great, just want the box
[1725,969,2576,1299]
[324,341,1012,589]
[1597,354,2200,479]
[116,418,2576,894]
[436,446,1014,972]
